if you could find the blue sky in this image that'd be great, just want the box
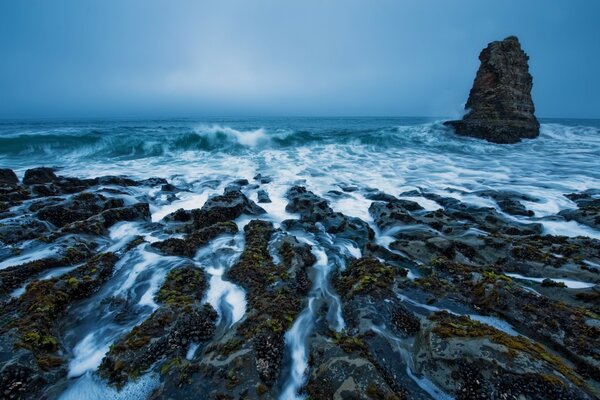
[0,0,598,119]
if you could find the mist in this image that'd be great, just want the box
[1,0,598,119]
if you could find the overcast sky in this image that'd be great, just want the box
[0,0,598,119]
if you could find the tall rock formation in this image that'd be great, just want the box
[445,36,540,144]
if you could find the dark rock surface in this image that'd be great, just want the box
[283,186,374,248]
[1,168,599,399]
[99,265,217,388]
[560,189,600,229]
[257,189,271,203]
[0,169,18,186]
[445,36,540,144]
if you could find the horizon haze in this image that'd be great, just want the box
[1,0,599,119]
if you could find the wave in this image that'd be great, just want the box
[0,121,598,162]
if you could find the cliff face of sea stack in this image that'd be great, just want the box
[445,36,540,144]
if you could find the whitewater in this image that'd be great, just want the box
[1,117,599,399]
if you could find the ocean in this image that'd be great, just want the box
[1,117,599,234]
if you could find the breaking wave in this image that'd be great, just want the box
[0,118,598,174]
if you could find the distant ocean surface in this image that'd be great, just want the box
[1,117,599,236]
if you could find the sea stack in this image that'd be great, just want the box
[445,36,540,144]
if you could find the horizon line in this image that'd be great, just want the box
[0,115,599,122]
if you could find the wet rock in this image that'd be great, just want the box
[60,202,150,236]
[335,257,406,301]
[99,265,217,388]
[151,221,238,257]
[284,186,374,248]
[35,192,124,228]
[0,217,50,244]
[0,169,18,186]
[476,189,536,216]
[139,177,168,187]
[410,259,600,387]
[305,332,408,400]
[445,36,540,143]
[23,168,58,185]
[0,243,92,297]
[560,189,600,229]
[94,175,138,187]
[274,234,316,295]
[163,189,265,232]
[257,189,271,203]
[218,221,313,392]
[253,173,272,184]
[0,253,119,398]
[340,185,358,193]
[233,178,249,186]
[364,190,398,202]
[161,183,177,192]
[326,190,351,199]
[419,312,592,399]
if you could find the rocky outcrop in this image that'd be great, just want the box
[445,36,540,144]
[99,265,217,388]
[0,169,18,186]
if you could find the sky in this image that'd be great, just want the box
[0,0,599,119]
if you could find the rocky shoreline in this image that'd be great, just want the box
[1,167,599,399]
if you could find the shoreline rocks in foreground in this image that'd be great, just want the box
[0,166,599,399]
[445,36,540,144]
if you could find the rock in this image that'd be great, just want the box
[257,189,271,203]
[162,189,265,232]
[23,168,58,185]
[284,186,374,248]
[160,183,177,192]
[60,202,151,235]
[151,221,238,257]
[0,253,119,398]
[560,189,600,229]
[233,178,249,186]
[476,189,535,216]
[99,266,217,388]
[220,221,312,392]
[36,192,124,228]
[139,177,168,186]
[364,190,397,202]
[192,190,265,229]
[0,169,18,186]
[445,36,540,144]
[253,173,272,184]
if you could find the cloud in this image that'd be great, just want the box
[0,0,599,118]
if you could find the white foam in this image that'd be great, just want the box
[280,298,315,400]
[205,266,247,326]
[68,333,109,378]
[138,269,166,310]
[540,220,600,240]
[186,343,200,360]
[397,196,442,211]
[506,273,597,289]
[194,124,270,148]
[397,294,519,336]
[0,246,59,270]
[59,371,159,400]
[406,366,454,400]
[116,247,162,294]
[151,191,211,222]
